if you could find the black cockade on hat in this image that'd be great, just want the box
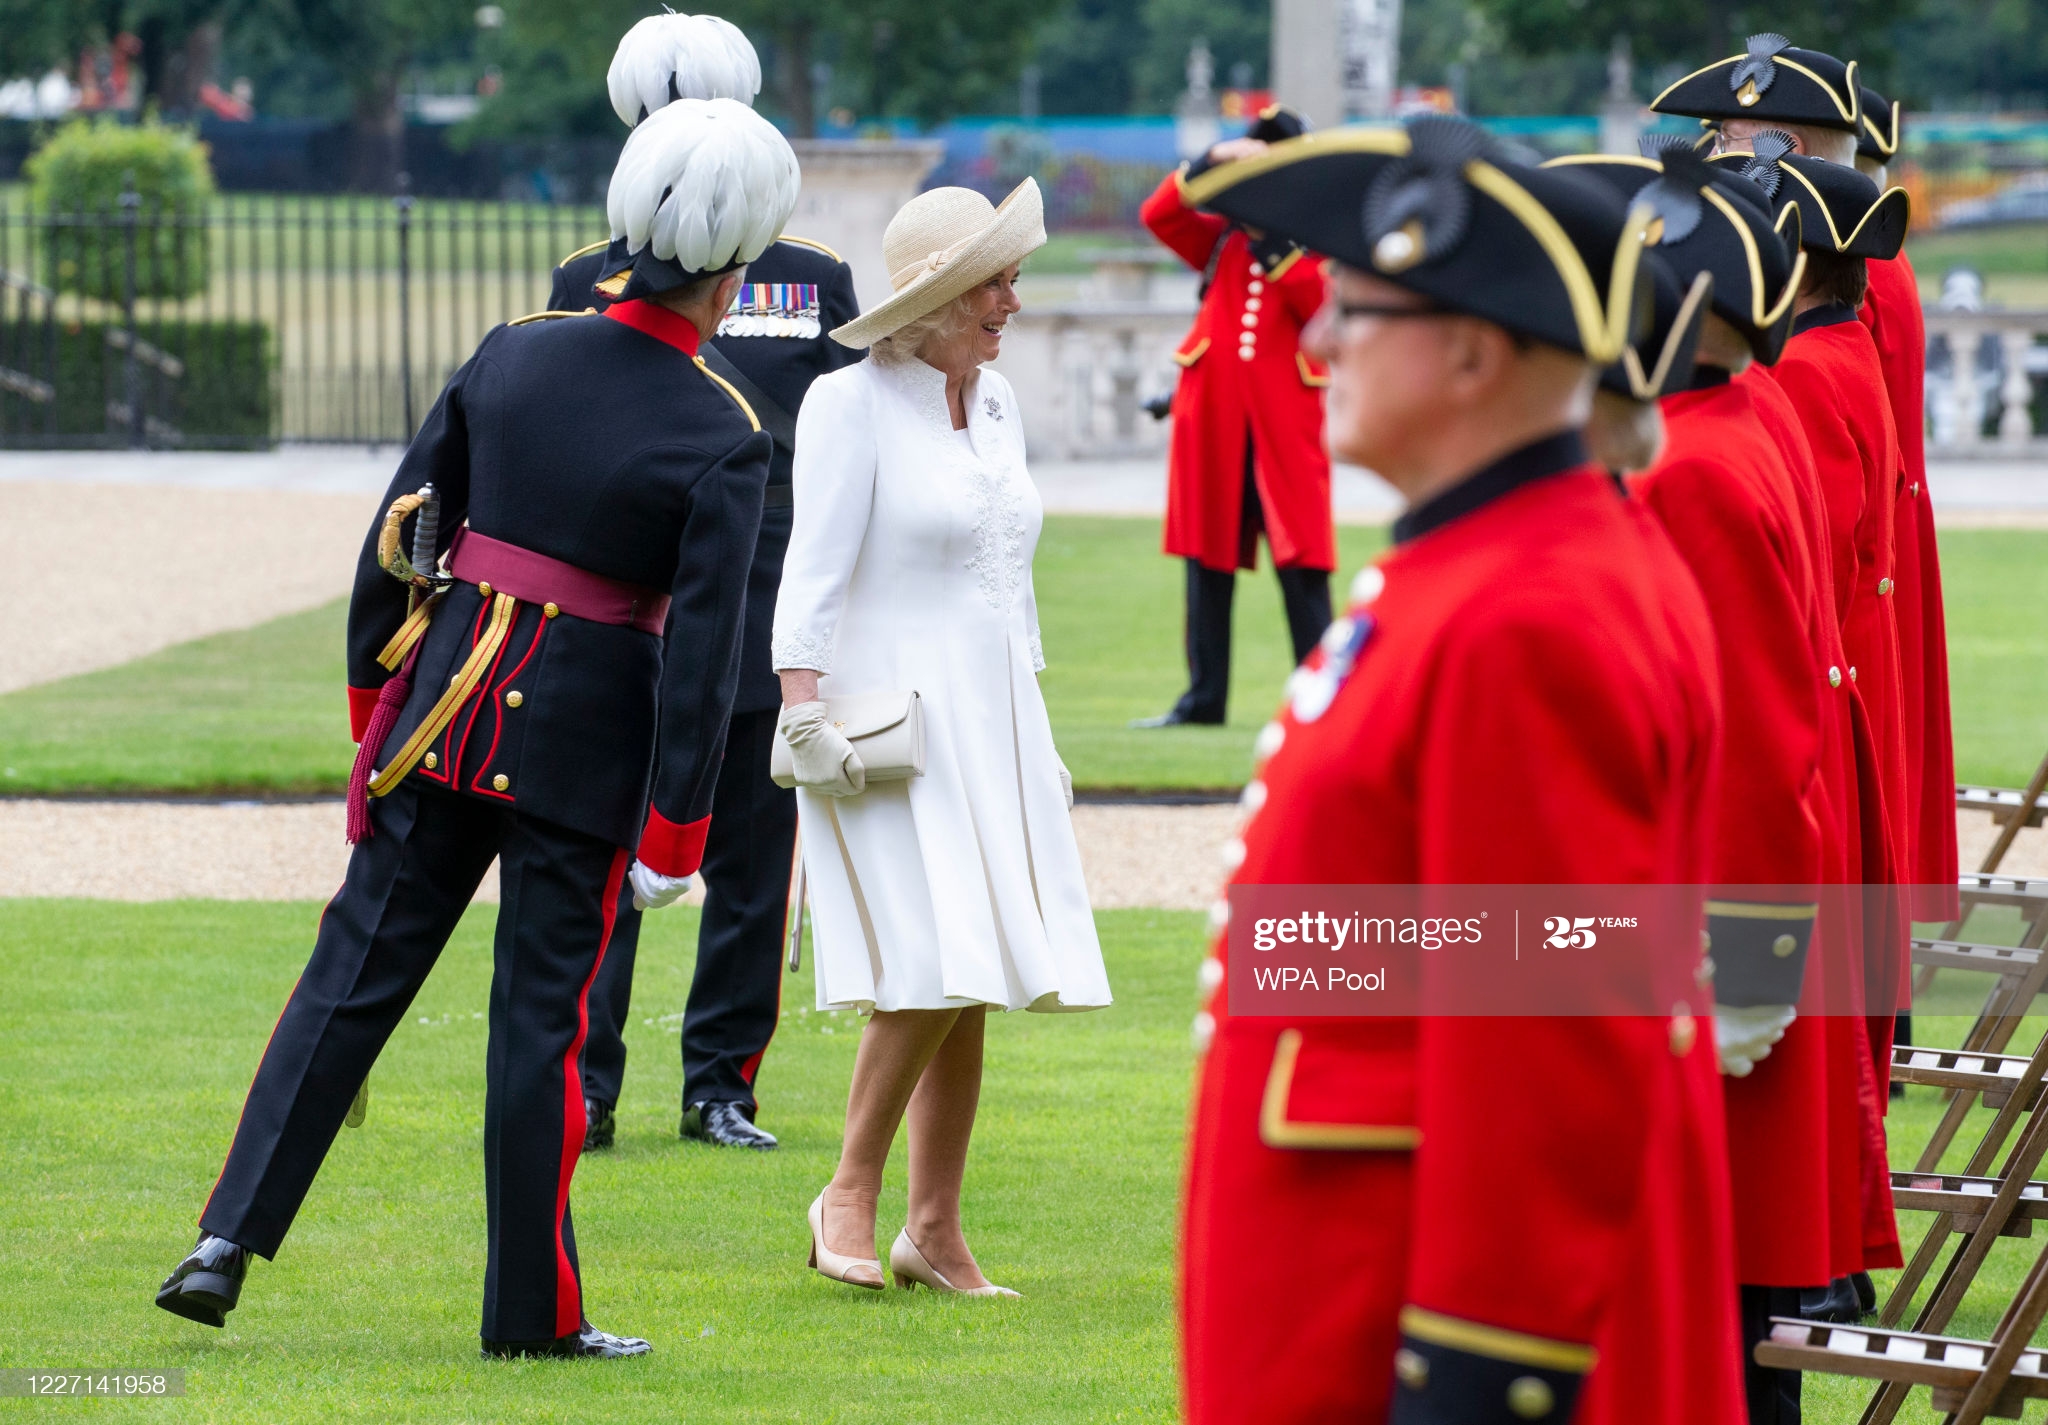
[1729,34,1791,100]
[1738,131,1797,199]
[1360,115,1488,273]
[1635,143,1717,245]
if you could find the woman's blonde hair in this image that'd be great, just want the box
[872,291,979,364]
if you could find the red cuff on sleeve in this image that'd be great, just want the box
[348,685,383,744]
[637,807,711,878]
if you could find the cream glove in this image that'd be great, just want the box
[1715,1003,1797,1077]
[779,700,866,796]
[1057,755,1073,810]
[629,861,692,912]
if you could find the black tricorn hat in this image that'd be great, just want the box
[1714,132,1909,259]
[1600,251,1711,400]
[1546,145,1806,365]
[1857,83,1901,162]
[1651,35,1861,134]
[1247,102,1310,145]
[1178,115,1655,364]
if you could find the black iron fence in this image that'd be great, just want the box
[0,185,608,449]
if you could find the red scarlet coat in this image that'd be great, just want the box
[1181,454,1743,1425]
[1638,379,1867,1285]
[1863,252,1959,916]
[1141,173,1335,572]
[1771,315,1909,886]
[1744,364,1904,1271]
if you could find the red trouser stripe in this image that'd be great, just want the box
[555,847,629,1338]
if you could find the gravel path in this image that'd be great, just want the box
[0,799,1241,909]
[0,481,369,694]
[0,799,2033,912]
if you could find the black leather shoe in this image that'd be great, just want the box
[154,1234,249,1328]
[1851,1270,1878,1315]
[1129,706,1225,729]
[483,1320,651,1359]
[582,1098,615,1153]
[680,1100,777,1150]
[1798,1275,1867,1324]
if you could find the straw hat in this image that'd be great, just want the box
[830,178,1046,349]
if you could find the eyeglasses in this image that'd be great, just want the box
[1334,301,1444,322]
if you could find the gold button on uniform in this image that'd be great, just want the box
[1394,1348,1429,1389]
[424,752,438,770]
[1669,1008,1697,1057]
[505,690,523,708]
[1877,577,1893,595]
[1849,666,1858,682]
[543,602,559,619]
[478,582,492,597]
[1507,1375,1556,1418]
[1828,666,1842,688]
[492,774,510,792]
[1772,933,1798,958]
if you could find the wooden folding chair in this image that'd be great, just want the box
[1761,1277,2048,1424]
[1917,772,2048,1001]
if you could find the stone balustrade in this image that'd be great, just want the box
[1924,310,2048,456]
[993,251,2047,463]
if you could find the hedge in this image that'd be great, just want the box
[0,318,273,446]
[24,118,217,302]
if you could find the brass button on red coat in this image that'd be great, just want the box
[1828,666,1842,688]
[1877,577,1893,595]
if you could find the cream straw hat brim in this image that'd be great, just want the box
[830,178,1047,349]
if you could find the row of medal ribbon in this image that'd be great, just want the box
[718,283,822,339]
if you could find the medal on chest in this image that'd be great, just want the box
[716,283,821,339]
[1288,611,1377,723]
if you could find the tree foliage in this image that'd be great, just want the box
[1464,0,1916,90]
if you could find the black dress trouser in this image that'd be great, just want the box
[582,704,796,1115]
[1738,1284,1803,1424]
[200,779,630,1345]
[1172,445,1333,722]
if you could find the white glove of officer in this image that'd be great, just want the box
[628,861,692,912]
[1715,1003,1797,1077]
[779,700,866,797]
[1057,755,1073,811]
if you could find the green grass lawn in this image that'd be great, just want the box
[0,517,1392,797]
[11,896,2048,1424]
[0,899,1197,1423]
[2,519,2042,798]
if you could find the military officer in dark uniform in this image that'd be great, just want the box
[151,96,798,1358]
[548,14,863,1155]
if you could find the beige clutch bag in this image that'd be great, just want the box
[769,691,925,789]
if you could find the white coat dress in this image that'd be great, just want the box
[770,353,1110,1015]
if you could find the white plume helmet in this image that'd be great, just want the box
[607,98,798,274]
[607,12,762,127]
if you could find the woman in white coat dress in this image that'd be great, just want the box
[773,178,1110,1297]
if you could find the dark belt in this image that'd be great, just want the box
[445,526,670,635]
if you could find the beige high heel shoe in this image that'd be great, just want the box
[807,1192,884,1290]
[889,1228,1020,1298]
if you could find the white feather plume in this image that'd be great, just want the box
[607,13,762,127]
[607,98,800,272]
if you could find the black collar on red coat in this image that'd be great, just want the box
[1792,301,1859,335]
[1392,429,1590,545]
